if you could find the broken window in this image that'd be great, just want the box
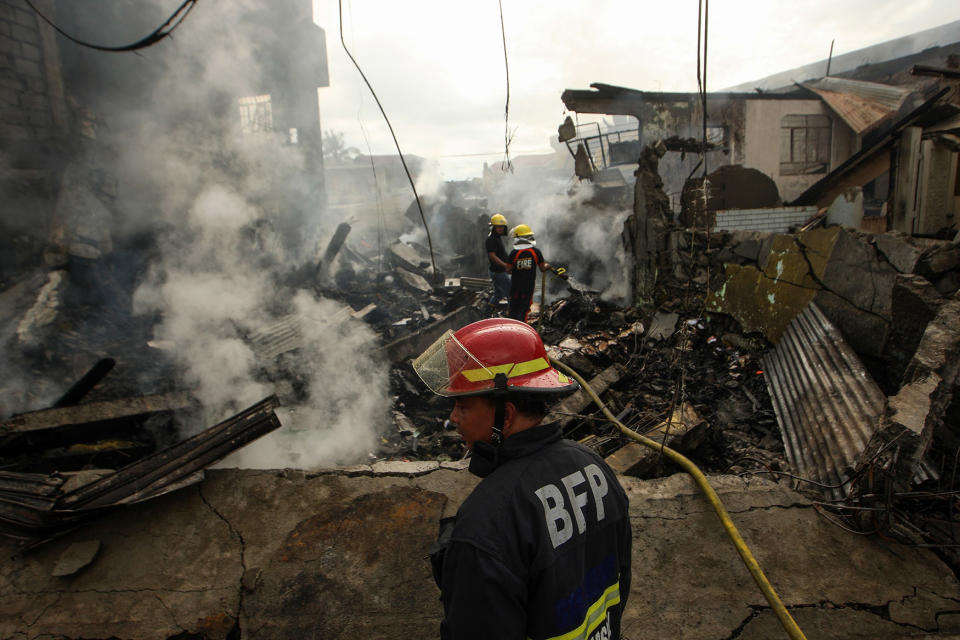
[779,114,831,175]
[238,94,273,134]
[706,125,726,146]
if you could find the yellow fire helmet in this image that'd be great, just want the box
[490,213,508,227]
[511,223,533,238]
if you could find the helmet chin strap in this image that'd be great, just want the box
[492,372,508,446]
[469,373,509,478]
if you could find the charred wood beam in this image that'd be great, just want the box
[52,358,116,408]
[0,396,281,544]
[315,222,352,279]
[660,135,722,154]
[547,365,623,434]
[379,305,482,364]
[0,392,193,439]
[912,65,960,79]
[0,495,90,541]
[56,395,281,511]
[0,470,62,497]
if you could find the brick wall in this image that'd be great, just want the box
[0,0,64,143]
[713,206,818,233]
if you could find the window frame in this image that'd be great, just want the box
[779,114,832,176]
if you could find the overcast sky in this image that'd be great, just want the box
[311,1,960,180]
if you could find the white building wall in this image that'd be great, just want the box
[743,99,856,203]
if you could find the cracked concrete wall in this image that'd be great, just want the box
[3,467,960,640]
[703,226,959,365]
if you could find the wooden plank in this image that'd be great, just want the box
[0,392,193,436]
[546,365,623,431]
[57,395,281,511]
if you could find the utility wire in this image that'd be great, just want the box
[337,0,438,281]
[358,118,386,275]
[343,0,386,276]
[698,0,709,180]
[666,0,711,466]
[23,0,196,52]
[498,0,514,172]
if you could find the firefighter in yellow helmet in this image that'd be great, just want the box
[507,223,552,322]
[486,213,512,308]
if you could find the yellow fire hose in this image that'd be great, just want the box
[549,357,807,640]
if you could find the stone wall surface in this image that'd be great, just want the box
[0,0,60,142]
[3,467,960,640]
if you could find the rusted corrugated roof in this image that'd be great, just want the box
[803,77,913,135]
[761,303,885,500]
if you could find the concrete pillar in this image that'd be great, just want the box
[916,140,956,235]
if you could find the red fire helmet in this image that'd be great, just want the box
[413,318,579,397]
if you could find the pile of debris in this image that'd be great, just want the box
[382,286,785,485]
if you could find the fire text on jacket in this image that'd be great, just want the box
[534,463,609,549]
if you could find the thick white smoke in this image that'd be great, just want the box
[86,0,393,468]
[486,172,632,303]
[133,184,391,469]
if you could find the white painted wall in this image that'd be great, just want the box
[826,188,864,228]
[743,99,856,202]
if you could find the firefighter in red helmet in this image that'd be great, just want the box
[414,318,632,640]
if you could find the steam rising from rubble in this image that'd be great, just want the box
[133,185,390,469]
[54,0,390,467]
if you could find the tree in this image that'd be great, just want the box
[322,130,360,164]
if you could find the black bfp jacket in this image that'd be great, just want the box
[431,423,632,640]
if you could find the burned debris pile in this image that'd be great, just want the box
[384,285,785,483]
[0,218,482,546]
[0,394,282,546]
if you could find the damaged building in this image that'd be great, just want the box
[561,21,960,237]
[5,3,960,639]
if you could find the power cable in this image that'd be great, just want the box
[337,0,438,281]
[23,0,196,52]
[697,0,709,180]
[358,118,386,275]
[498,0,514,172]
[343,0,386,276]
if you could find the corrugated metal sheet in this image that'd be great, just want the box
[809,77,912,110]
[803,78,912,135]
[762,302,885,500]
[807,87,892,134]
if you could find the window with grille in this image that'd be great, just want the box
[780,114,831,175]
[238,95,273,134]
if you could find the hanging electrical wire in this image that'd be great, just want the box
[498,0,514,172]
[342,0,387,276]
[662,0,712,455]
[358,117,386,275]
[23,0,196,53]
[697,0,709,179]
[337,0,438,281]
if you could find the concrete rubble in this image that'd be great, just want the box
[4,468,960,640]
